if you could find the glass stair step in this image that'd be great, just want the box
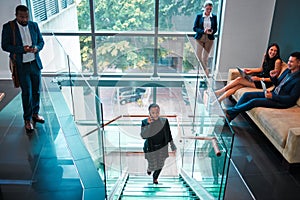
[120,196,199,200]
[124,182,187,188]
[123,187,190,192]
[121,191,192,197]
[128,177,182,181]
[129,176,179,180]
[127,179,183,183]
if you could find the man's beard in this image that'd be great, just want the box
[20,22,28,26]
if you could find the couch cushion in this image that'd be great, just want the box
[227,69,240,84]
[249,107,300,148]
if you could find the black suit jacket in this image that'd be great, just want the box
[141,117,173,152]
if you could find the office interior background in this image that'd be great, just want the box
[1,0,300,79]
[0,0,300,199]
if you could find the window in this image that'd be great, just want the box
[31,0,74,23]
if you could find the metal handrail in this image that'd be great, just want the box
[181,136,221,157]
[82,114,178,138]
[103,114,177,127]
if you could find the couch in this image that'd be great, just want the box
[227,68,300,164]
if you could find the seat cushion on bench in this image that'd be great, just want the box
[248,105,300,148]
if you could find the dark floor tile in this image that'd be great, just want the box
[0,185,32,200]
[225,176,254,200]
[244,173,300,200]
[0,81,20,112]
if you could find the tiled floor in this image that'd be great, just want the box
[0,81,82,200]
[0,80,299,200]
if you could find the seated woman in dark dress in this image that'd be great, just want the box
[215,43,283,102]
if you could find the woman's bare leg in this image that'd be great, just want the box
[215,77,255,96]
[218,85,244,102]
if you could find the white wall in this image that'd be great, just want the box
[215,0,276,80]
[38,5,81,73]
[0,0,22,79]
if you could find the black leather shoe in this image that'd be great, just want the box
[25,120,34,133]
[32,114,45,123]
[147,170,151,175]
[153,179,158,184]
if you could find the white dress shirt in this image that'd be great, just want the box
[16,22,35,63]
[202,12,212,30]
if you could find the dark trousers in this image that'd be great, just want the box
[153,168,162,180]
[18,60,41,121]
[227,91,287,120]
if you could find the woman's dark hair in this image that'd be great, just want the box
[16,5,29,14]
[148,103,160,111]
[265,43,281,61]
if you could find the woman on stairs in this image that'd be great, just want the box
[141,103,177,184]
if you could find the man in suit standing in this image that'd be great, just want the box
[225,52,300,122]
[1,5,45,132]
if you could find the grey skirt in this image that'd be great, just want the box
[145,145,169,171]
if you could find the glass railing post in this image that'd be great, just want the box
[67,54,76,119]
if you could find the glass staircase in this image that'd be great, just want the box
[41,34,234,199]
